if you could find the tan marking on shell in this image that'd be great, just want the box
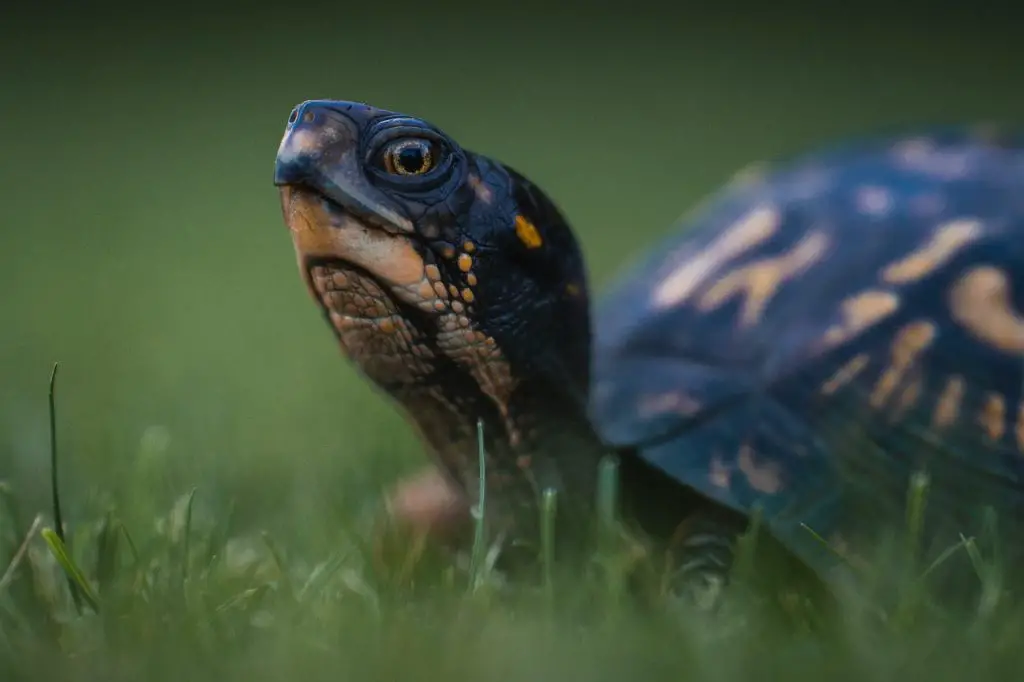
[979,393,1007,441]
[882,219,983,284]
[730,161,769,187]
[819,353,870,396]
[636,391,702,419]
[949,266,1024,353]
[891,371,924,422]
[1017,403,1024,452]
[822,290,901,348]
[709,455,731,489]
[697,230,830,326]
[893,137,972,180]
[892,138,936,165]
[856,185,894,217]
[932,375,965,429]
[652,205,781,309]
[869,320,937,408]
[737,445,782,494]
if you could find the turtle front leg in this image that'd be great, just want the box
[663,508,749,613]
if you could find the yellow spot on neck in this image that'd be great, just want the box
[515,215,543,249]
[457,253,473,272]
[462,288,475,303]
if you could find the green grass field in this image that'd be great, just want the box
[3,7,1024,680]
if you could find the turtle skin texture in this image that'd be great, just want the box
[272,101,1024,607]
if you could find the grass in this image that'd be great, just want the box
[3,368,1024,682]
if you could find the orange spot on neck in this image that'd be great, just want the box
[514,215,543,249]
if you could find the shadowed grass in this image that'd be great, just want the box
[2,369,1024,682]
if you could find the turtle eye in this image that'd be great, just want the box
[382,138,436,176]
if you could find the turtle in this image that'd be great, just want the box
[272,99,1024,607]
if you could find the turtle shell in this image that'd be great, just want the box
[589,127,1024,582]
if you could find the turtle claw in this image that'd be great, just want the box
[672,572,729,613]
[661,508,747,616]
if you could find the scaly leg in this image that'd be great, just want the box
[664,509,748,612]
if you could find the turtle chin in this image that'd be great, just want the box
[277,185,443,390]
[303,258,439,389]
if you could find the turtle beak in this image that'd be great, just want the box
[273,100,413,235]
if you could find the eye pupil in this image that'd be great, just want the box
[383,139,436,177]
[397,144,426,173]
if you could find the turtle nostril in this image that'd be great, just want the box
[287,106,299,125]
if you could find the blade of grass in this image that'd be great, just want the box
[261,531,295,600]
[40,527,100,612]
[595,456,627,614]
[467,418,488,592]
[48,362,82,614]
[893,470,931,628]
[732,505,763,583]
[180,487,197,587]
[596,456,619,549]
[540,487,557,609]
[93,510,121,593]
[0,514,44,594]
[119,522,140,568]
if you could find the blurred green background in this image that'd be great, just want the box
[1,4,1022,536]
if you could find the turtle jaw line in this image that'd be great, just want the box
[289,181,410,238]
[301,255,428,335]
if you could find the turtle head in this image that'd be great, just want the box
[274,100,602,539]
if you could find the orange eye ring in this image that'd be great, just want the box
[383,138,434,176]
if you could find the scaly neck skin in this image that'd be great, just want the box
[395,369,609,554]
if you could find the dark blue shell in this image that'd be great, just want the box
[589,126,1024,582]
